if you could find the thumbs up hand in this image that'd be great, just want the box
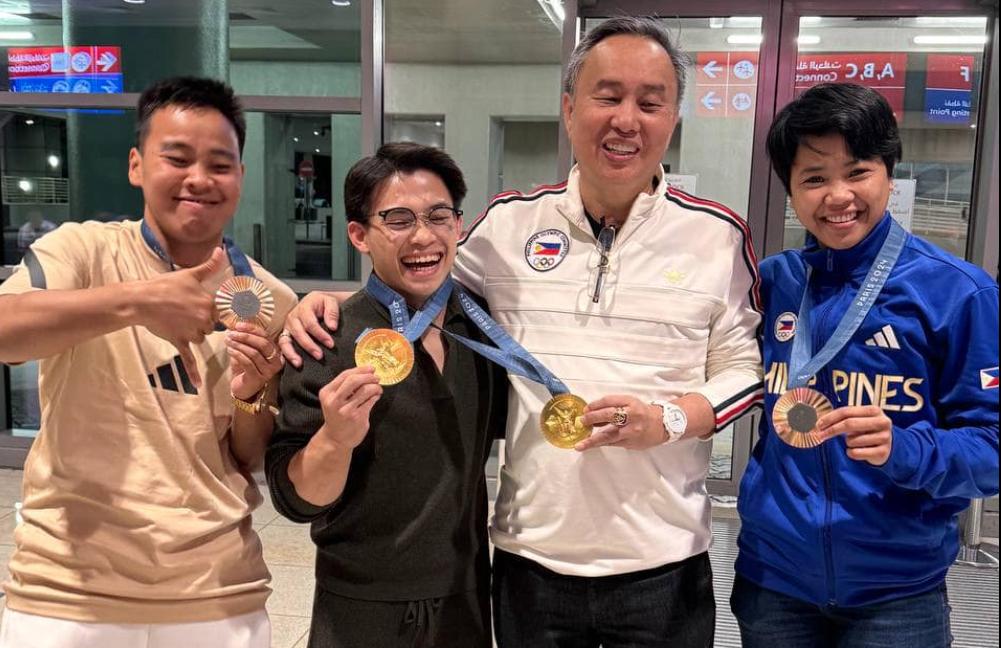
[135,246,227,388]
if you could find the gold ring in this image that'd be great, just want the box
[611,407,628,427]
[278,330,292,340]
[264,347,278,361]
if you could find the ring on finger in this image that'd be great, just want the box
[264,346,278,361]
[611,406,628,427]
[278,330,292,340]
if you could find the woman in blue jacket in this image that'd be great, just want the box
[732,82,999,648]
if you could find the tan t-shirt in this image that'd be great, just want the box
[0,220,297,624]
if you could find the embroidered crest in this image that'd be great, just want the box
[525,229,570,272]
[774,312,797,342]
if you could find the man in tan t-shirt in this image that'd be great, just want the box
[0,77,296,648]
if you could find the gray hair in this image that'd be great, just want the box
[563,16,691,105]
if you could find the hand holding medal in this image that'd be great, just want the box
[774,219,906,450]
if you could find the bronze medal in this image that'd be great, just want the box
[354,328,414,386]
[216,276,275,330]
[772,387,834,448]
[540,393,592,449]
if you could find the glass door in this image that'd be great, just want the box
[579,2,783,496]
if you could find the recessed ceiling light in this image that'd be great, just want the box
[313,130,320,136]
[48,154,60,168]
[331,0,351,6]
[293,137,299,142]
[913,35,988,45]
[726,34,763,45]
[25,118,35,125]
[314,148,320,153]
[123,0,146,4]
[18,179,33,192]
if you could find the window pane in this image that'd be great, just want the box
[2,2,360,97]
[385,0,563,220]
[783,16,988,259]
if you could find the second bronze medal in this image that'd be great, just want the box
[540,393,593,449]
[355,328,415,386]
[772,387,834,448]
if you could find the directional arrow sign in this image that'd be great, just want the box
[702,60,721,79]
[701,91,722,110]
[98,51,118,72]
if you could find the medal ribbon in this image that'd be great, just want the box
[447,286,570,398]
[788,216,906,388]
[363,273,452,343]
[141,219,255,277]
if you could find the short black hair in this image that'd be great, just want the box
[135,76,246,157]
[344,142,467,224]
[767,83,902,193]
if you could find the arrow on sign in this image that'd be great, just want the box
[102,80,119,93]
[97,51,117,72]
[701,91,722,110]
[703,60,721,79]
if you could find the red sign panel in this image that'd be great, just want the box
[794,53,908,118]
[926,54,974,90]
[7,46,121,77]
[298,159,315,179]
[695,52,759,118]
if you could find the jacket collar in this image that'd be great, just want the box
[555,165,665,240]
[801,212,894,279]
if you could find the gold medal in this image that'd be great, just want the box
[216,276,275,330]
[354,328,414,386]
[772,387,834,448]
[540,393,592,449]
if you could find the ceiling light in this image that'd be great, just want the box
[727,17,761,27]
[0,12,31,23]
[25,118,35,125]
[434,121,443,127]
[314,148,320,153]
[123,0,146,4]
[313,130,320,136]
[293,136,299,142]
[331,0,351,5]
[18,179,32,192]
[913,35,988,45]
[797,35,821,45]
[800,16,823,25]
[0,31,34,40]
[915,16,987,27]
[727,34,763,45]
[709,17,725,29]
[47,155,60,168]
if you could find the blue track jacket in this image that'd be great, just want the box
[736,214,999,607]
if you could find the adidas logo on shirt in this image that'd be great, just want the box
[864,324,901,350]
[147,356,199,395]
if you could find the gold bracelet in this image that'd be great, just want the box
[232,383,279,416]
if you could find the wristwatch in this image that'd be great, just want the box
[651,400,687,444]
[232,383,279,416]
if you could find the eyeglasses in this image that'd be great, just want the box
[591,220,616,303]
[377,206,463,232]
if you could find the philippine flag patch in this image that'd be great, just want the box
[525,229,570,272]
[774,312,797,342]
[980,367,999,390]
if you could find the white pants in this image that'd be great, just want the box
[0,607,270,648]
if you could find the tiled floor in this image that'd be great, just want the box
[1,467,998,648]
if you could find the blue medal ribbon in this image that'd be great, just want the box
[142,219,256,331]
[362,274,569,397]
[448,287,569,398]
[363,273,452,343]
[141,218,254,277]
[788,216,906,388]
